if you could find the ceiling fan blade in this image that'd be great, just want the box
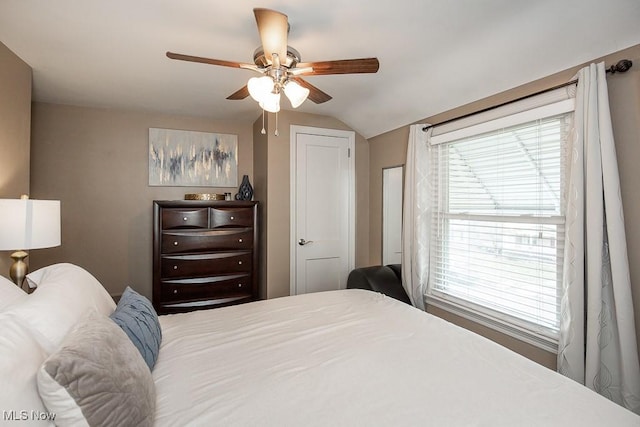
[166,52,258,71]
[253,8,288,64]
[226,85,250,100]
[295,58,380,75]
[290,77,332,104]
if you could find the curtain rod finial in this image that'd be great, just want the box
[608,59,633,74]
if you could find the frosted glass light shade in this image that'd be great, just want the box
[0,199,61,250]
[248,76,275,103]
[259,91,281,113]
[284,80,310,108]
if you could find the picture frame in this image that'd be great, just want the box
[148,128,238,187]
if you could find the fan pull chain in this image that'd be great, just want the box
[259,108,280,136]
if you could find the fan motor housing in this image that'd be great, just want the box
[253,46,301,68]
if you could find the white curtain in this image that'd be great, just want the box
[401,124,430,310]
[558,62,640,413]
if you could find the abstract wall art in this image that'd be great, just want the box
[149,128,238,187]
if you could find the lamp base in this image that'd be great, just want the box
[9,250,29,293]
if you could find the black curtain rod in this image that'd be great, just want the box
[422,59,633,132]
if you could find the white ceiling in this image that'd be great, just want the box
[1,1,640,139]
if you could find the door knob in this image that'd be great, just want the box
[298,238,313,246]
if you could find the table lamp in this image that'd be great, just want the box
[0,196,61,290]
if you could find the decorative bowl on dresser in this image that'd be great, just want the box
[153,200,259,314]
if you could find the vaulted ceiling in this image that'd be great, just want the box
[1,1,639,138]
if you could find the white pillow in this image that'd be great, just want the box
[8,263,116,353]
[0,313,53,426]
[0,274,27,312]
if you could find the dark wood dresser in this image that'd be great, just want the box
[152,200,259,314]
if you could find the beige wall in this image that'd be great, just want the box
[29,102,254,299]
[368,127,409,266]
[368,44,640,369]
[254,110,370,299]
[252,117,269,299]
[0,42,31,277]
[28,102,368,303]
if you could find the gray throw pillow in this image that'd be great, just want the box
[37,309,155,427]
[110,286,162,370]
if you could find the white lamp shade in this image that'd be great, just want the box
[259,91,281,113]
[248,76,275,103]
[0,199,61,250]
[284,80,310,108]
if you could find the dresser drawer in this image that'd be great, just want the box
[161,252,252,278]
[162,208,209,229]
[160,274,252,303]
[211,207,254,228]
[162,229,253,253]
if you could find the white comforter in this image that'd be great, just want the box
[153,289,639,426]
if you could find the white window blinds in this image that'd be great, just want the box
[427,102,572,343]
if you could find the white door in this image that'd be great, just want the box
[290,126,355,295]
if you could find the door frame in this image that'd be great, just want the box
[289,125,356,296]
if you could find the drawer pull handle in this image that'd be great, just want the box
[173,265,178,270]
[238,283,242,288]
[238,261,243,265]
[183,217,188,221]
[173,289,178,294]
[173,241,179,246]
[230,216,235,220]
[238,238,243,243]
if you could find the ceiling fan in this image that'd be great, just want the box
[166,8,380,113]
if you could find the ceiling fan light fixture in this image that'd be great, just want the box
[248,75,274,103]
[283,80,310,108]
[167,9,379,115]
[259,91,281,113]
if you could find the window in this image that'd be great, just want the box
[426,98,573,348]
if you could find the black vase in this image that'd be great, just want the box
[235,175,254,201]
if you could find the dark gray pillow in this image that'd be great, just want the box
[37,310,155,427]
[110,286,162,370]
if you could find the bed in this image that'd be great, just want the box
[1,263,639,426]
